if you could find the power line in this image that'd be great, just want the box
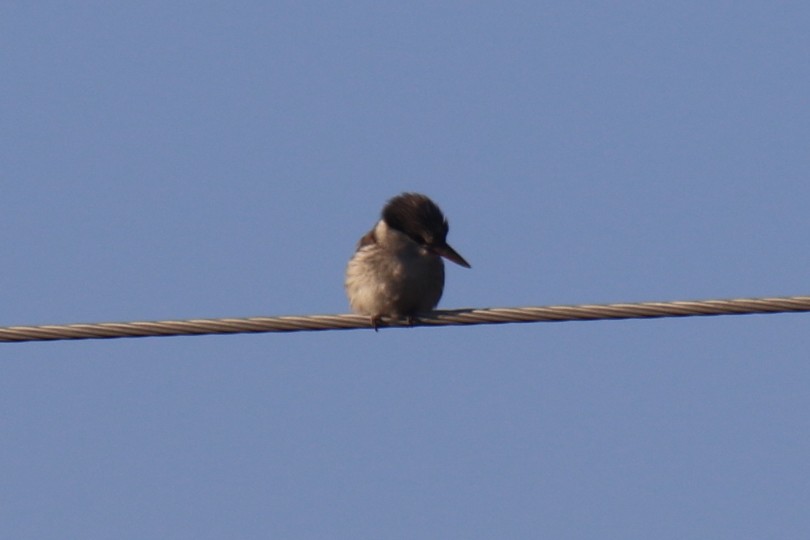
[1,294,809,343]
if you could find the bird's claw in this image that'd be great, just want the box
[369,314,417,331]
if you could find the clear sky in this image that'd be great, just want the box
[2,2,810,538]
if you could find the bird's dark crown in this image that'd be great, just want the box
[382,193,449,247]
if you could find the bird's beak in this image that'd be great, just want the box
[433,243,471,268]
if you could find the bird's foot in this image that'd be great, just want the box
[369,314,418,331]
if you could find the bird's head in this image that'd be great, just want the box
[382,193,471,268]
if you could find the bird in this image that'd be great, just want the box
[345,193,470,329]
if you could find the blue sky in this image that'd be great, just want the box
[2,2,810,538]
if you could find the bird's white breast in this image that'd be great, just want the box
[345,220,445,317]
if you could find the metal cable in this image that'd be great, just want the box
[1,295,809,343]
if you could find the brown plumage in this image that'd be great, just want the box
[345,193,470,328]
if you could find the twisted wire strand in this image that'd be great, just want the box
[1,295,809,343]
